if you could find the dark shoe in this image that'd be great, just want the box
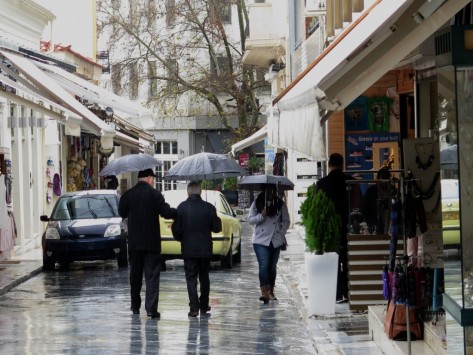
[200,306,211,314]
[130,307,140,315]
[188,310,199,317]
[147,311,160,319]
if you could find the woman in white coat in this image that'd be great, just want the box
[248,187,290,303]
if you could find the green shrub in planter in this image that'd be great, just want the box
[300,185,341,255]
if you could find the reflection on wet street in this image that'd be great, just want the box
[0,223,315,354]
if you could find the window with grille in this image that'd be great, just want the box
[210,56,231,76]
[148,60,157,98]
[220,3,232,24]
[166,0,176,26]
[111,64,122,95]
[155,141,178,155]
[129,63,139,99]
[166,59,178,90]
[156,160,177,191]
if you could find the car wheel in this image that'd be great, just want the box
[117,242,128,268]
[221,235,233,269]
[233,239,242,264]
[43,253,55,270]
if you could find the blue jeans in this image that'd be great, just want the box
[253,243,280,287]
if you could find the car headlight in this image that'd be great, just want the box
[104,224,121,237]
[45,228,60,240]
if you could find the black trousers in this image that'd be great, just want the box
[129,250,162,313]
[183,257,211,312]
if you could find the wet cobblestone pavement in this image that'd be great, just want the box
[0,224,316,354]
[0,222,385,354]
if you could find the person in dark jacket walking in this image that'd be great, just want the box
[118,168,177,319]
[171,181,222,317]
[316,153,358,304]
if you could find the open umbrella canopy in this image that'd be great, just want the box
[99,154,163,176]
[163,152,248,181]
[238,174,295,191]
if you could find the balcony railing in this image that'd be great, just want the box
[291,25,323,80]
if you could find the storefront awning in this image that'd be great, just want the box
[33,60,144,118]
[231,125,267,156]
[270,0,470,159]
[1,50,115,147]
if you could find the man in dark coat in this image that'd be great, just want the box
[172,181,222,317]
[316,153,357,304]
[118,168,176,318]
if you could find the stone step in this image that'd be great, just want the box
[368,305,446,355]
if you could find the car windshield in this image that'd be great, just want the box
[51,194,119,220]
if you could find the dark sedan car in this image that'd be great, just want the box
[40,190,128,270]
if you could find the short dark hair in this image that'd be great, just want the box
[138,168,156,178]
[328,153,343,168]
[187,181,201,195]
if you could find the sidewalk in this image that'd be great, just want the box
[279,225,381,354]
[0,246,42,297]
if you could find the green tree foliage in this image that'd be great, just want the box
[300,185,341,255]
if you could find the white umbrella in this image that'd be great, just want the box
[163,152,247,181]
[99,154,163,176]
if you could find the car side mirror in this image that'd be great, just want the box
[40,215,50,222]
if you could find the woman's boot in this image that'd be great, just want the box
[269,285,277,300]
[259,285,270,304]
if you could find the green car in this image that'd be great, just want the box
[160,190,242,269]
[442,179,460,248]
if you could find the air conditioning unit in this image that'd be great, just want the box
[435,25,473,67]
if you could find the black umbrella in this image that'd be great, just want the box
[99,154,163,176]
[163,152,248,181]
[237,174,295,191]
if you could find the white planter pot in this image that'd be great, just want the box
[305,252,339,315]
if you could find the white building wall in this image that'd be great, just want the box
[0,0,59,256]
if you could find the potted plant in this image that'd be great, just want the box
[300,185,341,315]
[247,156,263,175]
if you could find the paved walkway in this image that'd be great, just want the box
[0,226,382,354]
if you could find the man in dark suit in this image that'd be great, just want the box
[118,168,176,318]
[316,153,358,304]
[172,181,222,317]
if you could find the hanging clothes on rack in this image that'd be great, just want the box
[0,173,14,255]
[389,184,401,270]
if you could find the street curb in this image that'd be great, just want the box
[0,265,43,297]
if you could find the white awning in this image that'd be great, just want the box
[270,0,470,159]
[33,60,144,118]
[0,57,81,122]
[32,59,155,146]
[1,50,115,142]
[317,0,470,112]
[271,88,327,161]
[231,125,267,156]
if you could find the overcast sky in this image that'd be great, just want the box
[35,0,95,59]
